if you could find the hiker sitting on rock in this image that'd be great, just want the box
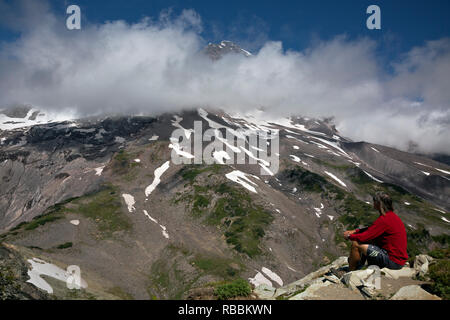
[343,191,408,271]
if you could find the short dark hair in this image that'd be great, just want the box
[373,191,393,214]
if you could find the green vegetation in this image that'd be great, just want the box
[56,242,73,249]
[0,265,16,300]
[109,149,142,180]
[312,158,353,171]
[427,259,450,300]
[214,279,251,300]
[147,246,202,300]
[283,166,377,230]
[106,287,134,300]
[406,224,433,258]
[3,185,131,240]
[178,164,222,183]
[69,185,132,237]
[175,166,273,258]
[190,254,243,280]
[7,200,72,232]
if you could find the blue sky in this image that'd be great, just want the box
[2,0,450,57]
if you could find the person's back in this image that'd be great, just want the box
[344,192,408,270]
[361,210,408,266]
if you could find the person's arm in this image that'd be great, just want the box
[348,218,386,243]
[355,227,368,233]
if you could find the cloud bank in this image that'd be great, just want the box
[0,1,449,155]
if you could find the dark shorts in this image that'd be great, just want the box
[359,245,403,270]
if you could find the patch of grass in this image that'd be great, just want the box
[147,247,202,300]
[110,149,141,176]
[429,248,450,260]
[175,166,273,258]
[56,242,73,249]
[312,158,353,171]
[178,164,223,183]
[209,183,273,257]
[215,279,251,300]
[68,185,132,238]
[427,259,450,299]
[282,166,328,193]
[24,214,63,231]
[190,255,242,280]
[0,265,16,300]
[106,287,134,300]
[406,224,433,259]
[17,201,68,231]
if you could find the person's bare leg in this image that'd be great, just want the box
[348,241,361,271]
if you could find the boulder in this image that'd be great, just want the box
[381,267,416,280]
[390,285,441,300]
[253,284,276,300]
[342,269,375,291]
[289,278,332,300]
[275,256,348,298]
[414,255,433,277]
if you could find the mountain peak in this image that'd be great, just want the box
[205,40,252,60]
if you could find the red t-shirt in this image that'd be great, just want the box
[349,211,408,266]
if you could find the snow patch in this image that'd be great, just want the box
[169,137,194,159]
[122,194,136,213]
[435,168,450,175]
[363,170,383,183]
[261,267,283,286]
[143,210,169,239]
[289,155,301,163]
[249,272,272,287]
[145,161,170,197]
[213,150,231,164]
[324,171,347,187]
[26,258,87,294]
[225,170,258,193]
[94,166,105,176]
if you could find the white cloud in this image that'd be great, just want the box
[0,2,449,154]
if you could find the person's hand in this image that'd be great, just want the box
[343,230,355,239]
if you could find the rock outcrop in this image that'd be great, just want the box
[253,256,442,300]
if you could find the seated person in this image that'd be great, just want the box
[344,191,408,271]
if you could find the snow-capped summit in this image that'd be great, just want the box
[205,40,252,60]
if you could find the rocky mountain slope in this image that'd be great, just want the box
[0,41,449,300]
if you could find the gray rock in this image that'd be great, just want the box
[390,285,441,300]
[289,279,332,300]
[253,284,276,300]
[275,256,348,298]
[414,254,433,277]
[342,269,375,291]
[381,267,416,279]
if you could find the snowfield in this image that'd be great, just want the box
[225,170,258,193]
[145,161,170,198]
[324,171,347,187]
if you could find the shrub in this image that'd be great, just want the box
[56,242,73,249]
[215,279,251,300]
[428,259,450,299]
